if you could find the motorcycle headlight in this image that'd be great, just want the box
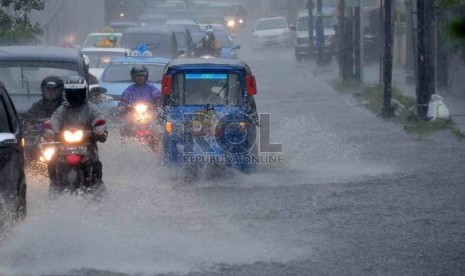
[64,130,84,143]
[135,104,148,113]
[227,20,235,28]
[42,147,56,162]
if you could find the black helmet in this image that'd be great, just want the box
[130,65,148,81]
[41,75,64,101]
[64,76,88,107]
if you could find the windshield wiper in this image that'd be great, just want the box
[215,82,228,97]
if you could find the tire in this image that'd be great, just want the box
[16,173,27,220]
[65,167,80,192]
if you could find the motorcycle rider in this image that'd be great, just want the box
[23,75,64,126]
[118,65,162,142]
[193,28,221,57]
[44,76,108,193]
[119,65,162,107]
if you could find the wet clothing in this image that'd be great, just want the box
[193,41,221,57]
[51,101,106,135]
[50,100,107,188]
[24,98,63,122]
[119,83,162,107]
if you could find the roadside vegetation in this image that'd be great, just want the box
[332,80,465,140]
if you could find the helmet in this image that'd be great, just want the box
[82,54,90,67]
[41,75,64,101]
[108,34,117,45]
[64,76,88,107]
[130,65,148,82]
[204,28,215,43]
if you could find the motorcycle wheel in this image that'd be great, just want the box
[65,167,81,193]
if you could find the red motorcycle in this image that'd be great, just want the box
[44,120,106,194]
[119,102,161,152]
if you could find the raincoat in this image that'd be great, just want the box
[50,99,107,161]
[119,83,162,107]
[24,97,63,122]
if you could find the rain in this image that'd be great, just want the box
[1,0,465,275]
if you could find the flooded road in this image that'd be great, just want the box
[2,16,465,276]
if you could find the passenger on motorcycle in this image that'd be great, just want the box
[23,75,64,127]
[44,76,108,192]
[193,28,222,58]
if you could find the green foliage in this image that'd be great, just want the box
[0,0,45,45]
[439,0,465,60]
[439,0,465,6]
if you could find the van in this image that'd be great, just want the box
[294,9,337,60]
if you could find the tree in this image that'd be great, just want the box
[0,0,45,45]
[439,0,465,60]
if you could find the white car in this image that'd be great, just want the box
[252,16,293,48]
[80,47,130,79]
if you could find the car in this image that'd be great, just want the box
[82,32,123,48]
[120,27,181,59]
[294,9,337,60]
[107,21,140,33]
[159,58,259,173]
[137,13,168,26]
[80,47,131,79]
[164,24,196,58]
[208,2,237,32]
[252,16,294,48]
[97,54,170,112]
[165,19,202,34]
[0,46,88,113]
[191,10,225,25]
[0,81,27,223]
[192,32,241,59]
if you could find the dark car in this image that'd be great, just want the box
[160,58,259,173]
[0,81,27,223]
[0,46,88,114]
[0,46,106,166]
[120,27,181,59]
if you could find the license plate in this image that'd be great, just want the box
[61,146,87,155]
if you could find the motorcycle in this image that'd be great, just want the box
[44,120,106,194]
[119,102,161,152]
[22,118,55,175]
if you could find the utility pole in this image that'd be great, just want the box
[338,0,346,79]
[416,0,434,119]
[382,0,395,117]
[316,0,323,64]
[354,5,362,82]
[308,0,314,59]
